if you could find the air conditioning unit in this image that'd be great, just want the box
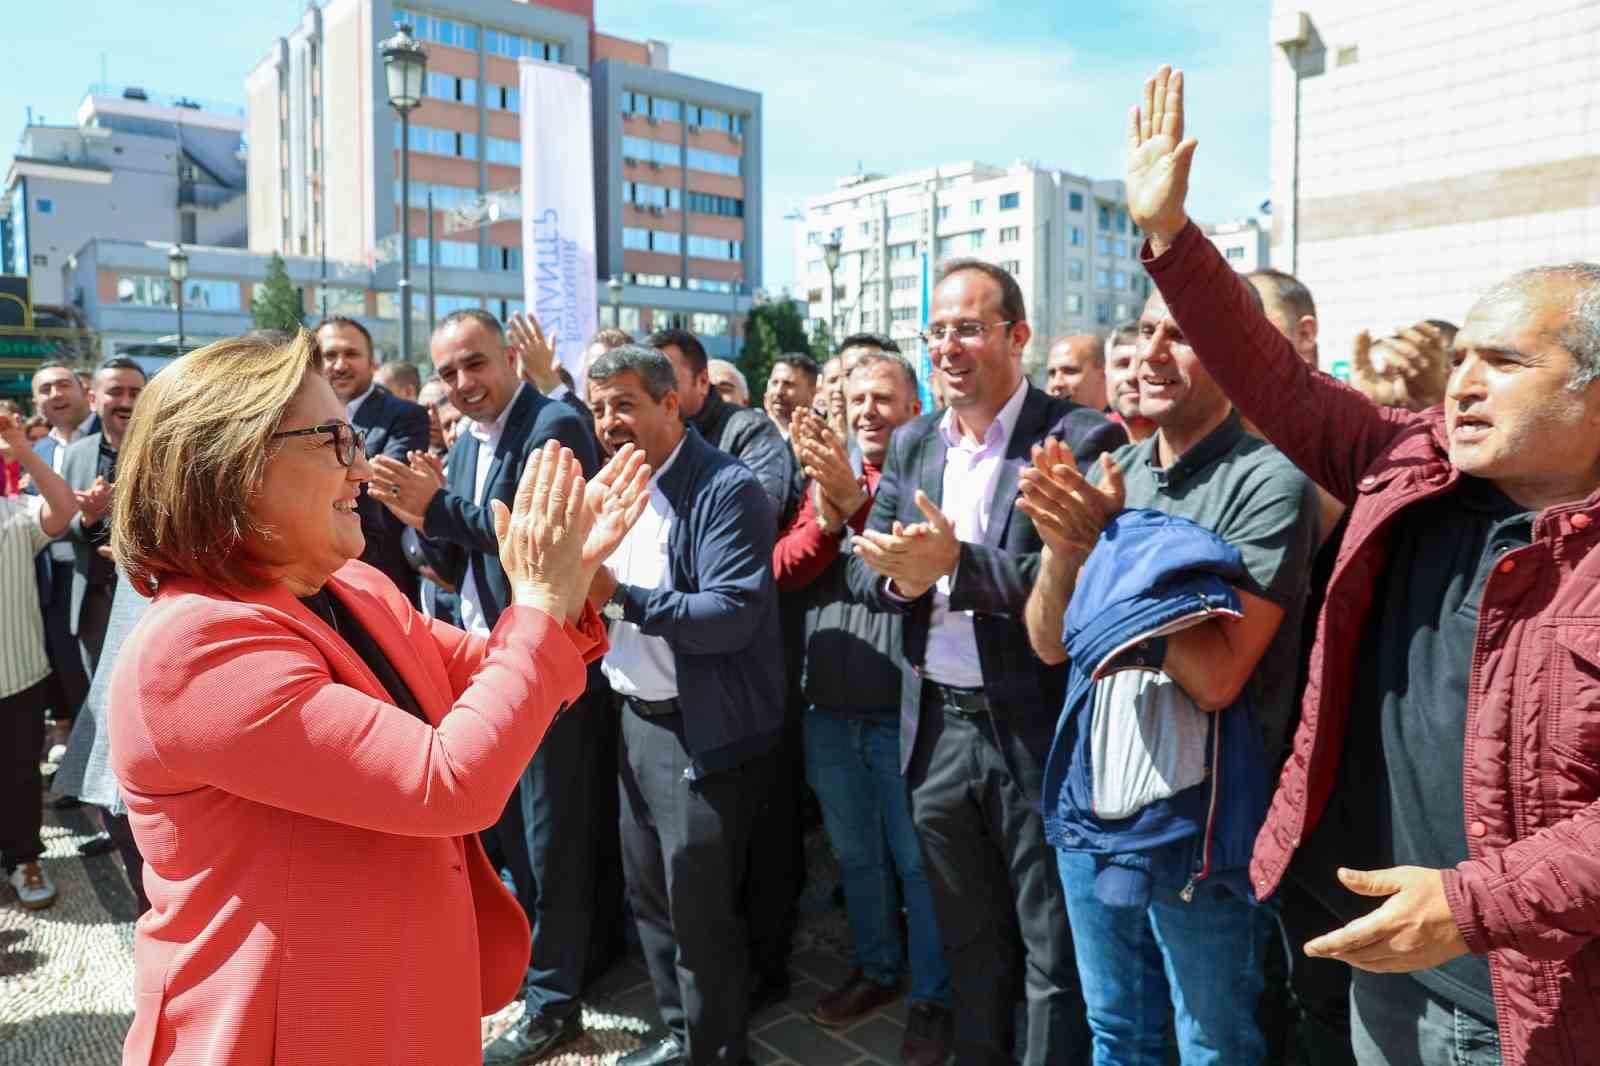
[730,130,742,143]
[649,205,663,216]
[623,156,639,166]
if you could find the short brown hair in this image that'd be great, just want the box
[114,331,323,595]
[936,257,1027,324]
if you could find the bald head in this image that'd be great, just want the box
[1044,334,1107,409]
[1247,269,1317,364]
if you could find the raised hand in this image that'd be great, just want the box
[407,449,447,490]
[492,439,593,620]
[798,423,866,528]
[76,476,114,526]
[1015,438,1125,560]
[580,443,652,574]
[826,384,849,444]
[1125,65,1199,249]
[851,490,959,599]
[369,454,439,528]
[507,312,562,393]
[0,413,25,457]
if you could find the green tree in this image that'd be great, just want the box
[739,296,813,399]
[252,253,305,334]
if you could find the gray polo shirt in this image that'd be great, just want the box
[1091,412,1320,763]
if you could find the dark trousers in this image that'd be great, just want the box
[0,680,49,870]
[906,694,1090,1066]
[77,582,115,676]
[743,701,802,985]
[619,704,763,1065]
[40,563,88,719]
[584,684,628,987]
[492,687,605,1021]
[103,809,150,915]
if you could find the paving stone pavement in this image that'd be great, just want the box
[1,795,908,1066]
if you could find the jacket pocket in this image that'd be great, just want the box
[1552,626,1600,769]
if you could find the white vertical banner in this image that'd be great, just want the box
[520,60,597,378]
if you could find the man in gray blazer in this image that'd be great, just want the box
[59,357,146,673]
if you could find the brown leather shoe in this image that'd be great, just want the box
[808,969,901,1028]
[899,1002,953,1066]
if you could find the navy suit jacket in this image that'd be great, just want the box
[613,427,785,775]
[421,384,599,630]
[350,385,430,601]
[845,385,1127,779]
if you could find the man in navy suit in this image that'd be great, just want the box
[368,308,605,1065]
[313,317,430,605]
[848,259,1126,1066]
[29,362,97,727]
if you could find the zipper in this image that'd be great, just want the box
[1180,714,1224,903]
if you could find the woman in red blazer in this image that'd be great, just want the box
[104,331,649,1066]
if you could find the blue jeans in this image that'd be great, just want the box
[1058,845,1272,1065]
[1350,971,1500,1066]
[804,707,951,1008]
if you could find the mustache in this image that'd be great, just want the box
[110,407,135,418]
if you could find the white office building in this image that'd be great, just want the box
[793,161,1149,372]
[1205,218,1271,274]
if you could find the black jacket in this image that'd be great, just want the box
[421,384,599,629]
[350,385,430,603]
[688,389,797,525]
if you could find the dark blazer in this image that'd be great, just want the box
[689,388,798,525]
[59,433,116,635]
[421,384,599,630]
[614,426,785,776]
[350,385,430,602]
[846,385,1127,777]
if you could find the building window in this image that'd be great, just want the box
[686,147,740,176]
[1000,226,1021,243]
[491,246,521,272]
[315,287,365,316]
[486,137,521,166]
[394,10,478,50]
[687,278,735,294]
[34,198,52,214]
[1069,225,1083,246]
[415,239,479,269]
[1096,235,1111,255]
[1000,260,1021,275]
[1115,208,1128,234]
[889,212,918,234]
[651,97,682,122]
[1066,293,1083,313]
[686,104,732,133]
[117,275,243,311]
[999,192,1020,210]
[892,276,917,291]
[1069,192,1084,211]
[888,242,917,262]
[487,84,519,111]
[687,234,741,261]
[1098,204,1111,230]
[685,190,741,217]
[806,259,821,274]
[970,199,983,215]
[396,122,476,159]
[1096,299,1110,325]
[891,307,916,323]
[691,312,729,337]
[622,136,682,168]
[1115,239,1128,258]
[936,205,949,222]
[936,231,983,257]
[1095,268,1110,289]
[483,27,562,62]
[396,180,480,210]
[425,73,476,104]
[1113,271,1127,290]
[1068,259,1084,281]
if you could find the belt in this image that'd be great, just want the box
[625,695,682,718]
[922,680,990,718]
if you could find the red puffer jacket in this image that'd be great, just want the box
[1147,222,1600,1066]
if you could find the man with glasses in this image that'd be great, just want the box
[367,308,607,1066]
[848,259,1125,1065]
[315,316,429,606]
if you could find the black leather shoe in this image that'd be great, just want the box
[482,1009,582,1064]
[617,1034,685,1066]
[748,972,791,1015]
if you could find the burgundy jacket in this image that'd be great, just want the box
[1148,222,1600,1066]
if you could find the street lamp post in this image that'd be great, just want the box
[608,275,623,330]
[822,238,841,341]
[382,23,428,361]
[167,243,189,354]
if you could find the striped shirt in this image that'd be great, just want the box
[2,494,52,699]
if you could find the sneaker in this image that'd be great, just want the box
[8,862,58,910]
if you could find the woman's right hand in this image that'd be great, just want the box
[492,440,593,619]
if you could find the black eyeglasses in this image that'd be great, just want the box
[269,421,367,467]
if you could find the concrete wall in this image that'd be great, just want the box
[1270,0,1600,365]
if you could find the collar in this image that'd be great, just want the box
[938,376,1028,450]
[1145,411,1245,491]
[344,382,378,420]
[649,436,687,489]
[690,387,728,436]
[467,382,528,446]
[49,423,84,447]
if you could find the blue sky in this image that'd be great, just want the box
[2,0,1272,294]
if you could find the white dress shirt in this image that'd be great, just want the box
[599,438,685,700]
[47,414,95,474]
[920,377,1030,688]
[344,382,377,422]
[457,383,528,635]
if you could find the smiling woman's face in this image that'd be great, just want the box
[251,371,371,594]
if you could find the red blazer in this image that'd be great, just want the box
[109,560,606,1066]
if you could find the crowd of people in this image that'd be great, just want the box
[3,63,1600,1066]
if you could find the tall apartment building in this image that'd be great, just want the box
[1204,218,1270,274]
[249,0,761,359]
[1270,0,1600,366]
[793,161,1147,372]
[2,87,246,306]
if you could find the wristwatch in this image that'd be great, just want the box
[601,584,627,623]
